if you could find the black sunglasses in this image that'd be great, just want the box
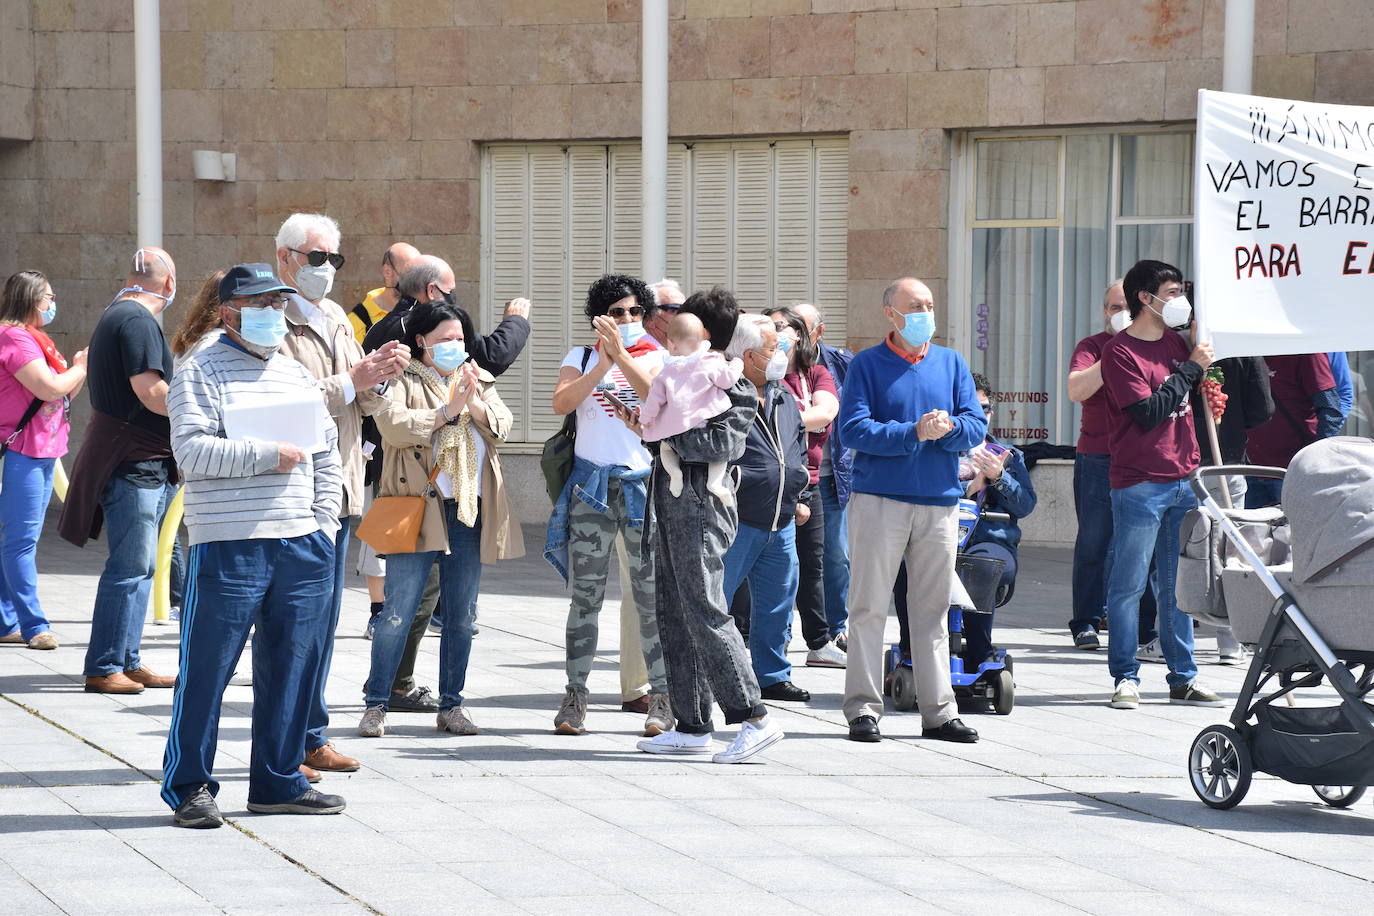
[290,248,346,270]
[607,305,646,318]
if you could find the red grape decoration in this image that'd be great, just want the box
[1202,367,1227,423]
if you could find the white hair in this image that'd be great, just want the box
[650,278,683,304]
[725,313,768,360]
[275,213,341,253]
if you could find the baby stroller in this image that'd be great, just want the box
[883,499,1016,716]
[1176,438,1374,811]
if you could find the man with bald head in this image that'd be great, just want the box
[349,242,420,344]
[837,277,986,744]
[60,248,181,694]
[363,256,532,377]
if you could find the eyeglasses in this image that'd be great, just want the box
[607,306,645,319]
[232,293,290,310]
[290,248,346,270]
[980,403,994,416]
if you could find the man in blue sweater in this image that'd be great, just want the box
[839,277,986,744]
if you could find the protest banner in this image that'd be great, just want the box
[1194,89,1374,360]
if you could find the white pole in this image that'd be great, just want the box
[134,0,163,248]
[1221,0,1255,94]
[640,0,668,282]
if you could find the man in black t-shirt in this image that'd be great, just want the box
[70,248,181,695]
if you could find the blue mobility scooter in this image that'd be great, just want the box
[883,499,1015,716]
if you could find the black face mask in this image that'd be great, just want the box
[437,287,456,307]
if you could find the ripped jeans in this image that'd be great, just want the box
[363,500,481,712]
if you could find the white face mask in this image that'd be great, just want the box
[1109,309,1132,334]
[1149,293,1192,330]
[293,262,336,302]
[761,349,788,382]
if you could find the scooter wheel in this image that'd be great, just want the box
[1312,785,1366,808]
[891,667,917,712]
[991,668,1014,716]
[1188,724,1252,810]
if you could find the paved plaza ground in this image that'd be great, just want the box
[3,515,1374,914]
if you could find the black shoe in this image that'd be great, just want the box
[389,685,438,712]
[921,718,979,743]
[173,785,223,829]
[848,715,881,743]
[1073,629,1101,650]
[245,788,346,815]
[760,681,810,702]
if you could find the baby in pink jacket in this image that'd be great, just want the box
[639,312,743,504]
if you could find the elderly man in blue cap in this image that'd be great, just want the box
[161,264,346,828]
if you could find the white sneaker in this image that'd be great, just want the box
[805,640,847,669]
[636,729,713,755]
[1217,645,1250,666]
[1136,638,1166,664]
[712,717,784,764]
[1109,679,1140,710]
[358,705,386,737]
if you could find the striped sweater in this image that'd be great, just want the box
[168,338,342,546]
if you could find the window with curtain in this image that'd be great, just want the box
[960,129,1198,445]
[481,138,849,444]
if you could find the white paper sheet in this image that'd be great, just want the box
[222,389,328,453]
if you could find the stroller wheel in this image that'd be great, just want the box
[1312,785,1367,808]
[1188,724,1252,810]
[891,667,917,712]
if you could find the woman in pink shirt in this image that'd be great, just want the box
[0,271,88,649]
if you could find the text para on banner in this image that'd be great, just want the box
[1195,89,1374,360]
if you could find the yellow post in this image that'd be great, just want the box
[152,487,184,625]
[52,459,69,502]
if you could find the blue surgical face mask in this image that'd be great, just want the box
[428,339,467,373]
[897,310,935,348]
[236,306,288,349]
[39,299,57,326]
[619,321,646,346]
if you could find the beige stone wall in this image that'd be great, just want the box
[0,0,34,140]
[2,0,1374,387]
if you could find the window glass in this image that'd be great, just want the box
[975,139,1058,221]
[1119,133,1193,218]
[1116,223,1193,279]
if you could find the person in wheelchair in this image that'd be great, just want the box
[895,372,1037,669]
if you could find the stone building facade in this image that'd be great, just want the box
[1,0,1371,537]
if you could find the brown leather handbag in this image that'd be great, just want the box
[355,463,441,554]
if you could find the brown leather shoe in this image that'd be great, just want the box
[300,763,322,784]
[124,666,176,688]
[27,632,59,650]
[304,742,360,772]
[621,694,651,714]
[85,672,145,694]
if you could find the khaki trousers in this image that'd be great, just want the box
[843,493,958,729]
[616,534,651,702]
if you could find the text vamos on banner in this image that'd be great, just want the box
[1195,89,1374,359]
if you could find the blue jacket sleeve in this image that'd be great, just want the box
[1327,351,1354,420]
[938,354,988,452]
[1312,387,1344,439]
[837,357,918,456]
[988,447,1037,518]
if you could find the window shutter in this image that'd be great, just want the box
[732,143,772,310]
[665,145,689,283]
[608,147,641,276]
[814,139,850,343]
[773,140,815,311]
[485,148,532,439]
[690,142,731,290]
[525,149,570,442]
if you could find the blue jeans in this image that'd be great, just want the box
[305,520,348,751]
[84,476,175,677]
[722,522,799,688]
[1072,453,1157,638]
[364,501,480,710]
[1244,476,1283,509]
[818,475,849,638]
[0,452,56,639]
[1107,479,1197,689]
[161,530,333,809]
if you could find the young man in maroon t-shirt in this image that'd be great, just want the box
[1243,353,1341,508]
[1099,260,1224,711]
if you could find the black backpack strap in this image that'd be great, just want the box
[351,302,374,330]
[2,397,44,454]
[580,345,593,372]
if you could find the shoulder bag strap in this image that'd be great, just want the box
[2,397,45,454]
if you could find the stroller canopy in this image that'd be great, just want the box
[1283,437,1374,583]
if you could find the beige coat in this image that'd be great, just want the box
[279,294,386,518]
[371,363,524,563]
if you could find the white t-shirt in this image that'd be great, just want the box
[561,344,662,471]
